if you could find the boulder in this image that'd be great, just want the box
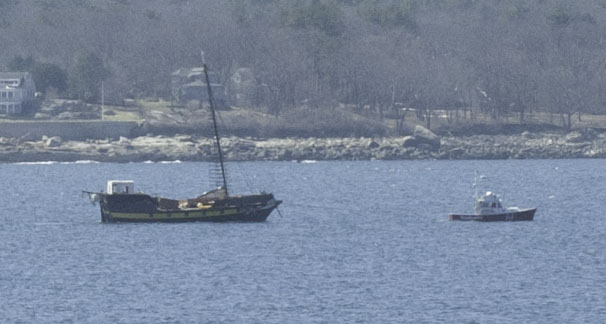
[368,140,380,149]
[411,125,441,150]
[45,136,62,148]
[34,112,51,119]
[566,131,586,143]
[521,131,534,139]
[401,136,418,148]
[414,125,440,145]
[580,128,597,141]
[566,128,598,143]
[174,135,193,142]
[56,111,76,120]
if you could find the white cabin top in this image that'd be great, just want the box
[107,180,135,195]
[474,191,506,215]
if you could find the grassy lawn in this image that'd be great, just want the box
[390,108,606,133]
[137,99,174,112]
[102,108,141,122]
[5,99,606,137]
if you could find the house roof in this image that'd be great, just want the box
[0,72,31,88]
[0,72,31,80]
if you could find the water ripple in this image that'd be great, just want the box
[0,160,605,323]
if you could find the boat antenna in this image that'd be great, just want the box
[473,171,479,201]
[201,51,229,196]
[472,171,480,214]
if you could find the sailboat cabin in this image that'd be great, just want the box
[107,180,135,195]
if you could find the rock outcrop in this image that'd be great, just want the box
[412,125,441,151]
[1,130,606,162]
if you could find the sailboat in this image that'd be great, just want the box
[84,62,281,223]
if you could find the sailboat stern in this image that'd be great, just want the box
[219,193,282,222]
[248,194,282,221]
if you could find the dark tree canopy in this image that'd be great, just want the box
[68,52,109,102]
[8,55,68,94]
[32,63,68,94]
[7,55,35,72]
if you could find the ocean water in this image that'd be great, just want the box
[0,159,605,323]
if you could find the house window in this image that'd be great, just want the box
[0,104,6,114]
[7,92,13,99]
[1,92,6,99]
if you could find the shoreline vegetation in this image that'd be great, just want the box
[1,126,605,163]
[4,1,606,164]
[3,100,606,163]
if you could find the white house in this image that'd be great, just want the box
[0,72,36,115]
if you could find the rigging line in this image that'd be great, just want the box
[227,161,255,193]
[215,109,257,193]
[207,135,226,188]
[201,54,228,196]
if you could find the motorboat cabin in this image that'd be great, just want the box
[474,191,506,215]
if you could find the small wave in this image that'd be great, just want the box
[33,222,71,226]
[60,160,100,164]
[143,160,155,164]
[160,160,182,164]
[17,160,100,165]
[16,161,57,165]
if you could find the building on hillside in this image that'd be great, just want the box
[0,72,36,116]
[171,67,228,109]
[229,67,271,108]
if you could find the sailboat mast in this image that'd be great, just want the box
[202,63,229,196]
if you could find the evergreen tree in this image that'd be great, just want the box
[68,52,109,102]
[7,55,35,72]
[32,63,68,94]
[7,55,68,95]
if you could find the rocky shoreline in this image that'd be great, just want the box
[1,126,605,162]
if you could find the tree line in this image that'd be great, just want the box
[2,0,606,129]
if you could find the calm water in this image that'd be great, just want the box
[1,159,605,323]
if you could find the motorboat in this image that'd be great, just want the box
[449,191,536,221]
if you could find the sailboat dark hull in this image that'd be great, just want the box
[97,193,281,223]
[449,208,536,222]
